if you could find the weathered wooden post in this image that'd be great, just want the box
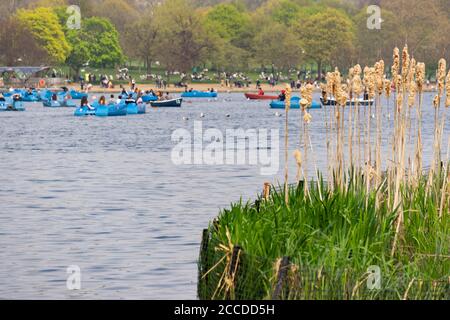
[198,229,210,299]
[263,182,271,200]
[272,256,290,300]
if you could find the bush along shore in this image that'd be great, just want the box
[198,46,450,300]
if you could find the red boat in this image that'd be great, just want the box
[245,93,278,100]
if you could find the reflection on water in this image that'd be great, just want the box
[0,93,447,299]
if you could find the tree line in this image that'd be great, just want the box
[0,0,448,80]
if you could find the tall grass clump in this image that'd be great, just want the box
[198,48,450,300]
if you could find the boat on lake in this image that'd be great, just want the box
[142,94,158,103]
[74,102,128,117]
[320,97,374,106]
[245,93,278,100]
[181,91,217,98]
[69,90,88,100]
[3,89,40,102]
[270,97,321,109]
[0,99,25,111]
[150,98,182,107]
[126,103,146,114]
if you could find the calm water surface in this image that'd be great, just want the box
[0,92,447,299]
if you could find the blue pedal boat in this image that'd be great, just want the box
[270,96,321,109]
[0,99,25,111]
[126,103,146,114]
[181,91,217,98]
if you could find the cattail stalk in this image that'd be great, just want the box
[284,86,291,205]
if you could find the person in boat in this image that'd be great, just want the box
[188,88,193,92]
[258,87,264,96]
[363,90,369,101]
[116,95,123,104]
[121,88,128,96]
[278,90,286,102]
[12,94,22,107]
[136,92,143,104]
[51,93,58,101]
[164,92,172,100]
[109,94,116,105]
[125,94,136,104]
[0,93,5,101]
[98,96,107,106]
[321,87,328,104]
[210,88,215,93]
[80,96,94,110]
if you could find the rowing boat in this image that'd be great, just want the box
[150,98,182,107]
[244,93,278,100]
[320,97,374,106]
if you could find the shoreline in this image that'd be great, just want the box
[0,83,439,94]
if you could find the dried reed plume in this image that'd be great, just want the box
[446,71,450,108]
[392,47,400,80]
[284,85,291,205]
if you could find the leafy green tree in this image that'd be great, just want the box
[0,17,48,65]
[202,3,253,72]
[154,0,214,74]
[16,7,71,64]
[204,3,250,41]
[271,0,301,25]
[381,0,449,67]
[125,12,160,76]
[66,17,124,76]
[253,21,303,71]
[92,0,139,55]
[353,7,400,68]
[295,8,355,79]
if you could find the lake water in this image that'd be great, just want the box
[0,92,448,299]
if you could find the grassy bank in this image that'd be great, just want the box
[198,46,449,300]
[199,173,449,300]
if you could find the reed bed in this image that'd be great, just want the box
[198,47,449,300]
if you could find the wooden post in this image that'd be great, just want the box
[263,182,271,200]
[200,229,210,270]
[198,229,210,298]
[254,199,261,213]
[272,256,290,300]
